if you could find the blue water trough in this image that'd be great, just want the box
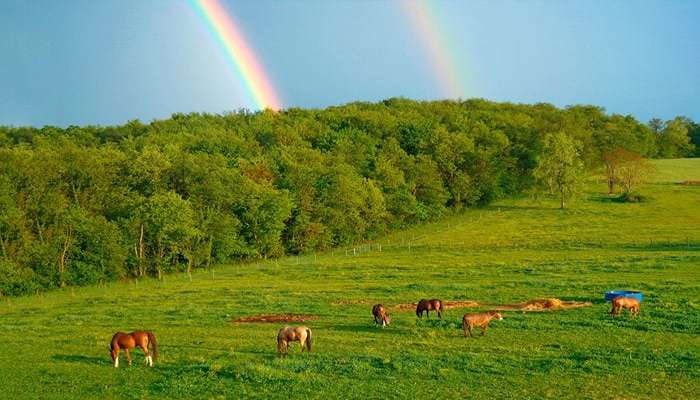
[605,290,643,302]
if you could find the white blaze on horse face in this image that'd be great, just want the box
[147,355,153,367]
[114,357,119,368]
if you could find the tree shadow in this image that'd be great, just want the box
[330,323,396,334]
[483,204,553,211]
[51,354,110,366]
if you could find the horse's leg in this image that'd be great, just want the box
[114,349,120,368]
[125,349,132,367]
[140,344,152,367]
[481,324,488,336]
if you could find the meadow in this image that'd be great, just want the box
[0,159,698,399]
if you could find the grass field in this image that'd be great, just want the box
[1,159,698,399]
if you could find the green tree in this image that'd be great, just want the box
[534,132,585,209]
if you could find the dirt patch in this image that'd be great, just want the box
[331,299,372,306]
[232,314,319,323]
[385,298,590,312]
[680,180,700,186]
[495,298,591,311]
[391,300,480,311]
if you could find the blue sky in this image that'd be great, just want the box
[0,0,698,127]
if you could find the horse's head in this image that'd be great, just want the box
[109,346,117,361]
[493,312,503,321]
[384,314,391,326]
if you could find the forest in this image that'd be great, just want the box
[0,98,697,295]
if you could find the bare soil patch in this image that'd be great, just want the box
[494,298,591,311]
[331,299,372,306]
[391,300,480,311]
[232,314,319,323]
[383,298,591,312]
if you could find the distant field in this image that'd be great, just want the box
[1,159,698,399]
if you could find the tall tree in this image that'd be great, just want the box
[534,132,585,209]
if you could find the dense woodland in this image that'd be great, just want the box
[0,98,697,295]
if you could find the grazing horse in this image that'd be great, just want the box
[109,331,157,368]
[372,304,391,327]
[416,299,445,319]
[462,311,503,337]
[610,296,640,317]
[277,326,312,357]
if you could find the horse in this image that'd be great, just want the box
[416,299,445,319]
[277,326,312,357]
[372,304,391,327]
[109,331,157,368]
[462,311,503,337]
[610,296,640,317]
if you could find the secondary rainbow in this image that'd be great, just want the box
[400,1,467,99]
[190,0,283,110]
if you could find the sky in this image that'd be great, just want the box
[0,0,698,127]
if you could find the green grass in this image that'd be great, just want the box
[1,159,699,399]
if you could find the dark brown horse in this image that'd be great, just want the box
[372,304,391,327]
[610,296,640,317]
[277,326,312,357]
[416,299,445,319]
[109,331,157,368]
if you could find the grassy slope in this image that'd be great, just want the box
[1,159,698,399]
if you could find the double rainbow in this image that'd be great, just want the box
[189,0,283,110]
[190,0,466,110]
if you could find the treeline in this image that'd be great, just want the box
[0,98,697,295]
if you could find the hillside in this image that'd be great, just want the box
[0,158,698,399]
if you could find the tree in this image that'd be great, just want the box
[657,118,694,158]
[534,132,585,209]
[616,151,655,194]
[138,192,200,279]
[602,149,622,195]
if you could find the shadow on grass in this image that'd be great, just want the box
[51,354,110,366]
[483,204,553,211]
[330,323,397,334]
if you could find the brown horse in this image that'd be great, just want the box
[372,304,391,327]
[462,311,503,337]
[277,326,312,357]
[109,331,157,368]
[416,299,445,319]
[610,296,640,317]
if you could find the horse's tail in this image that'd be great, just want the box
[147,331,158,360]
[307,329,313,351]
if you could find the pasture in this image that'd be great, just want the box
[1,159,698,399]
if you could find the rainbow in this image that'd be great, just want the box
[189,0,283,110]
[400,1,466,99]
